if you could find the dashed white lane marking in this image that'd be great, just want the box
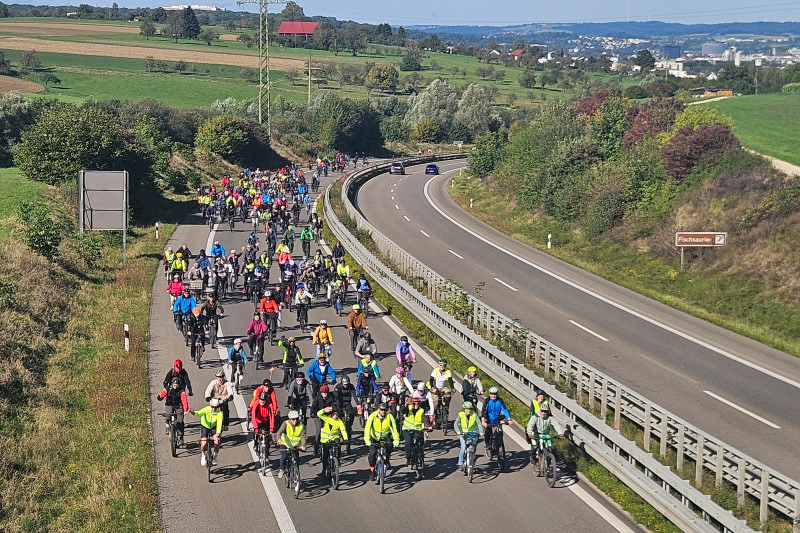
[390,189,394,193]
[422,174,800,391]
[494,277,518,292]
[391,196,394,200]
[448,249,464,259]
[704,391,781,429]
[420,230,430,238]
[403,216,410,222]
[569,320,610,342]
[394,204,399,210]
[393,183,397,187]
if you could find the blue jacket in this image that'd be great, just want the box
[173,295,196,314]
[196,255,211,272]
[481,397,510,424]
[356,374,378,396]
[210,244,226,257]
[228,346,249,363]
[357,359,380,379]
[307,359,336,384]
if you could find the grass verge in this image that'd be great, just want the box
[321,178,681,533]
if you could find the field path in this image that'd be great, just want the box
[0,36,306,71]
[0,21,140,35]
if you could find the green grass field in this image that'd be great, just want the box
[0,167,47,240]
[707,93,800,167]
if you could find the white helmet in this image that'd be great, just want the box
[288,410,300,420]
[210,398,221,407]
[416,382,426,391]
[489,387,499,394]
[234,338,242,345]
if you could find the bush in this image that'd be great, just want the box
[312,93,383,153]
[468,131,505,178]
[623,85,649,99]
[17,202,62,259]
[195,114,249,164]
[782,82,800,92]
[448,122,470,143]
[411,117,442,143]
[662,124,741,181]
[379,115,410,142]
[162,167,188,192]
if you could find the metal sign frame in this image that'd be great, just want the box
[78,170,129,263]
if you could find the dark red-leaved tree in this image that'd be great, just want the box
[662,124,740,181]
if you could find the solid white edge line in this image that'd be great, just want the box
[420,230,430,238]
[423,174,800,391]
[569,320,610,342]
[494,277,518,292]
[703,391,781,429]
[209,225,299,533]
[448,249,464,259]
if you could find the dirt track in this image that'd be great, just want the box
[0,75,43,93]
[0,21,140,35]
[0,36,306,71]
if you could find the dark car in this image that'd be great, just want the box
[389,162,405,175]
[425,164,439,175]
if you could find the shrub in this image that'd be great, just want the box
[379,115,410,142]
[782,82,800,92]
[17,202,62,259]
[468,131,505,178]
[411,117,442,143]
[662,124,741,181]
[623,85,649,99]
[195,114,249,163]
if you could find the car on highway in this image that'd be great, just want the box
[389,162,405,175]
[425,164,439,175]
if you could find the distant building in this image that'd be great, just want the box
[276,21,319,38]
[691,87,733,97]
[701,42,725,56]
[163,4,227,10]
[661,44,681,59]
[509,49,524,61]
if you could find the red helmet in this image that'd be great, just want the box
[319,384,330,393]
[173,359,183,371]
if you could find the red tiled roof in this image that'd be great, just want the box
[277,21,319,35]
[511,49,524,56]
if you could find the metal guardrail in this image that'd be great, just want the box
[325,155,800,533]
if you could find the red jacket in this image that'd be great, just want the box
[251,402,275,433]
[249,384,277,413]
[166,281,185,296]
[259,297,279,314]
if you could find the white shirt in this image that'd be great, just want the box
[388,375,413,395]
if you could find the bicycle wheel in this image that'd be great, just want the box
[206,450,212,483]
[196,341,203,368]
[292,462,301,499]
[498,442,506,471]
[259,442,267,476]
[284,456,292,489]
[170,422,177,458]
[416,444,424,479]
[545,450,557,487]
[209,321,217,348]
[331,455,340,489]
[467,448,475,483]
[379,455,386,494]
[442,405,449,436]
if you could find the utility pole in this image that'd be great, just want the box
[308,50,312,105]
[236,0,285,136]
[627,0,630,22]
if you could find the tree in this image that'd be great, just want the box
[0,51,10,75]
[237,33,254,48]
[241,67,257,83]
[139,17,156,40]
[411,117,442,143]
[491,69,506,83]
[475,66,493,80]
[0,92,35,166]
[174,59,187,73]
[341,23,366,56]
[430,60,441,73]
[586,95,628,159]
[20,49,40,71]
[450,66,460,77]
[0,2,10,18]
[15,105,128,185]
[76,3,92,19]
[662,125,740,181]
[507,93,517,106]
[285,69,299,85]
[454,83,496,139]
[166,11,184,43]
[198,28,219,46]
[110,2,119,19]
[182,7,201,39]
[406,78,458,132]
[39,72,61,87]
[195,114,249,162]
[403,71,423,92]
[151,7,167,22]
[280,1,308,21]
[633,49,656,70]
[143,56,156,73]
[311,93,383,152]
[717,65,755,95]
[540,69,559,89]
[468,131,505,178]
[364,64,400,94]
[518,69,536,88]
[418,33,442,51]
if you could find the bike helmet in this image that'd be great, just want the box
[192,307,201,316]
[173,359,183,371]
[214,241,220,245]
[417,382,426,391]
[381,382,389,390]
[287,336,295,342]
[411,396,421,403]
[378,402,388,410]
[210,398,221,407]
[176,252,183,258]
[173,274,180,280]
[319,384,329,393]
[462,401,474,410]
[215,369,225,377]
[288,410,300,420]
[234,338,242,345]
[262,378,272,387]
[319,319,327,325]
[341,375,350,386]
[438,359,447,365]
[171,377,181,387]
[360,279,367,286]
[467,366,477,373]
[362,332,371,340]
[295,372,304,380]
[539,405,551,414]
[259,391,269,401]
[395,367,404,374]
[400,336,408,342]
[352,304,361,310]
[488,387,499,394]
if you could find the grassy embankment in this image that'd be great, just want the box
[707,93,800,167]
[0,168,194,532]
[320,177,682,533]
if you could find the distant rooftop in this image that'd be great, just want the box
[162,5,227,11]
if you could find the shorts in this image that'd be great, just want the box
[200,425,219,439]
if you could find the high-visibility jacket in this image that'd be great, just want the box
[430,368,452,389]
[317,410,348,443]
[170,258,187,273]
[281,422,305,448]
[402,406,425,431]
[364,410,399,446]
[455,411,480,434]
[336,264,350,278]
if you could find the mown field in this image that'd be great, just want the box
[707,93,800,167]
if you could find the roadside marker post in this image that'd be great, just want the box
[124,324,130,352]
[155,222,159,240]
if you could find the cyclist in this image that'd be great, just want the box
[227,338,249,388]
[165,275,185,310]
[188,397,224,466]
[276,410,307,479]
[529,389,551,420]
[336,259,351,293]
[287,372,314,418]
[162,359,193,396]
[299,226,314,257]
[172,288,196,336]
[356,367,378,399]
[162,246,176,276]
[357,351,380,379]
[278,336,304,390]
[258,291,280,335]
[388,366,413,404]
[413,382,435,428]
[364,402,399,483]
[480,387,512,459]
[333,376,356,454]
[454,401,482,470]
[429,359,454,424]
[186,307,206,361]
[332,241,345,262]
[170,252,187,279]
[354,331,377,361]
[283,225,296,253]
[347,304,368,353]
[246,313,267,365]
[395,335,417,366]
[401,396,426,468]
[204,368,234,431]
[248,378,278,416]
[201,295,225,349]
[462,366,485,409]
[527,404,564,464]
[317,406,348,477]
[310,384,336,457]
[294,285,312,328]
[157,376,190,447]
[307,354,336,394]
[251,391,276,454]
[312,319,335,357]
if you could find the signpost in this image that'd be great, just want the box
[78,170,129,264]
[675,231,727,269]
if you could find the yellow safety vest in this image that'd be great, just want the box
[171,258,186,272]
[281,422,304,448]
[456,411,479,434]
[164,251,175,263]
[318,410,348,443]
[365,411,398,444]
[403,407,425,431]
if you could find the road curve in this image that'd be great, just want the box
[148,170,637,532]
[356,160,800,478]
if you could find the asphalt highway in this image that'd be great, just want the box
[148,169,638,533]
[356,160,800,478]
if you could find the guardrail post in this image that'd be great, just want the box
[696,434,705,487]
[525,336,532,361]
[715,442,724,487]
[738,457,747,507]
[643,403,651,451]
[600,380,608,420]
[544,345,551,376]
[677,424,685,471]
[534,339,542,368]
[793,488,799,533]
[761,470,770,523]
[614,386,622,430]
[660,414,668,457]
[576,363,583,404]
[589,371,596,411]
[554,351,561,383]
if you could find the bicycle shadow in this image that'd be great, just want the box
[211,460,258,483]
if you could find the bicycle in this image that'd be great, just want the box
[463,431,480,483]
[231,360,245,395]
[409,430,425,480]
[357,394,374,427]
[333,290,345,316]
[323,438,342,489]
[228,209,235,231]
[296,303,308,333]
[203,443,214,482]
[531,434,558,487]
[375,439,389,494]
[206,314,224,349]
[250,336,264,370]
[433,393,450,435]
[256,430,272,476]
[165,410,182,458]
[193,330,205,368]
[284,447,301,499]
[486,421,508,471]
[357,290,371,317]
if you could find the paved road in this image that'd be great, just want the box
[356,160,800,478]
[148,171,638,532]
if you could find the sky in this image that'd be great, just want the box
[63,0,800,25]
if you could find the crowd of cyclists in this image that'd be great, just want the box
[157,161,564,492]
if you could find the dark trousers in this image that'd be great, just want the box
[165,406,185,438]
[368,442,393,468]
